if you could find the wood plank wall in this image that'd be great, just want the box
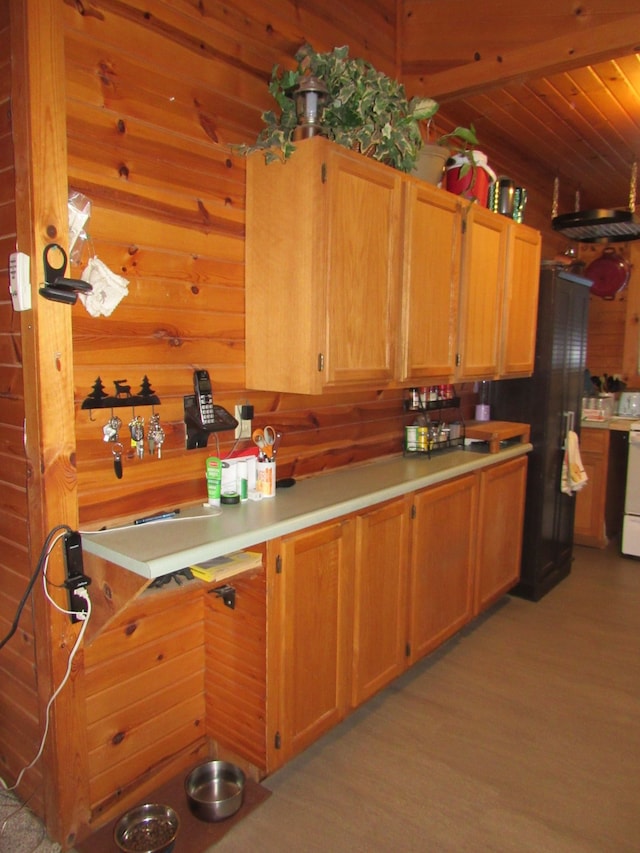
[62,0,478,529]
[0,2,45,812]
[83,585,207,822]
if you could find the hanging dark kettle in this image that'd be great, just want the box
[584,247,630,299]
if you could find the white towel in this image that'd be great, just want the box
[561,430,588,495]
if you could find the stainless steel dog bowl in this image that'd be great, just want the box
[113,802,179,853]
[184,760,245,822]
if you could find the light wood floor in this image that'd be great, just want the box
[2,543,637,852]
[213,542,640,853]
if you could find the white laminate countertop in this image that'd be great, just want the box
[81,444,531,579]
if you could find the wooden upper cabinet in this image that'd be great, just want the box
[456,204,509,380]
[245,138,541,393]
[398,181,461,383]
[500,223,542,376]
[246,138,402,394]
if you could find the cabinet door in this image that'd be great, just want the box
[456,204,509,380]
[475,455,527,614]
[268,519,355,766]
[246,140,326,394]
[325,148,402,387]
[500,223,542,376]
[408,474,477,663]
[246,137,402,394]
[352,497,410,707]
[574,428,609,547]
[397,181,461,382]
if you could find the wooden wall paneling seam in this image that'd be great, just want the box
[10,0,88,846]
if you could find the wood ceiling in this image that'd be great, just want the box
[401,1,640,218]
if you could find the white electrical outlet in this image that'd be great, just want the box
[235,405,252,439]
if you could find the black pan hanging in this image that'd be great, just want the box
[552,208,640,243]
[551,162,639,243]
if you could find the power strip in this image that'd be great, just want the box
[63,531,91,622]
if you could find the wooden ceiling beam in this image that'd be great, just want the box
[404,15,640,101]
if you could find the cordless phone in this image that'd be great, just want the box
[190,370,238,433]
[194,369,216,426]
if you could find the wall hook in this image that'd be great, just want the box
[39,243,92,305]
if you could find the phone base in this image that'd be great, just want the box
[184,395,239,449]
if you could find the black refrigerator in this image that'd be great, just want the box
[491,265,592,600]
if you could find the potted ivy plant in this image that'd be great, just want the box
[242,43,439,174]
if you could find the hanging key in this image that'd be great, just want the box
[103,414,122,442]
[148,413,160,456]
[112,442,124,479]
[129,415,145,459]
[150,421,165,459]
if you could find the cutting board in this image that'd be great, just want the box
[465,420,531,454]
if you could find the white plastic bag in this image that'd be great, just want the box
[79,257,129,317]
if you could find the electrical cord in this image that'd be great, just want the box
[1,589,91,793]
[0,524,71,652]
[0,528,92,795]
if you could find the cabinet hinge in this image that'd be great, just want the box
[455,352,461,367]
[275,554,282,574]
[317,353,324,372]
[410,504,416,520]
[274,731,281,749]
[321,162,327,183]
[405,642,411,658]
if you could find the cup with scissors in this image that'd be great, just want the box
[252,425,277,461]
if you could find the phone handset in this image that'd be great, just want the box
[194,369,216,426]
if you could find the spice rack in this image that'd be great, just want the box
[403,396,466,458]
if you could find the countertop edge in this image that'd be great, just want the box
[82,444,532,579]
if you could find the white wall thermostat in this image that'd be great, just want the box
[9,251,32,311]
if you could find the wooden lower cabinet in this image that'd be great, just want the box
[78,455,528,840]
[351,496,411,706]
[574,427,627,548]
[267,518,356,768]
[574,428,609,547]
[245,457,526,773]
[407,474,477,663]
[474,455,528,613]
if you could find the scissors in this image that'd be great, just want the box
[252,426,277,460]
